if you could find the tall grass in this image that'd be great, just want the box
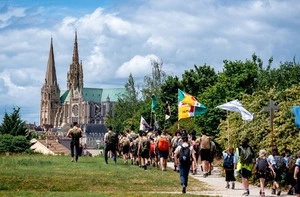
[0,154,213,197]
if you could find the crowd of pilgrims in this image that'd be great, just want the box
[105,127,216,175]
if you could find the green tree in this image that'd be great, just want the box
[0,107,28,137]
[181,64,217,96]
[106,73,141,131]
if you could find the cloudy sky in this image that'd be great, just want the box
[0,0,299,125]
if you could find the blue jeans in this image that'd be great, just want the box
[179,162,190,187]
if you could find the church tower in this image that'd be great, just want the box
[40,38,61,127]
[67,31,83,95]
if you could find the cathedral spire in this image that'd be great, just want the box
[72,31,79,64]
[45,37,58,86]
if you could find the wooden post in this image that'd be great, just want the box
[263,100,280,147]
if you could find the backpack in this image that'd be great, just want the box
[71,128,82,138]
[256,157,268,173]
[223,154,234,169]
[106,132,117,145]
[174,138,181,148]
[274,155,285,171]
[141,139,150,152]
[239,146,253,164]
[150,141,155,153]
[158,137,169,151]
[287,157,296,174]
[179,145,190,164]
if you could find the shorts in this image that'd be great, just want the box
[200,149,210,161]
[225,169,236,182]
[256,171,267,179]
[141,150,150,159]
[272,170,282,182]
[122,145,129,154]
[158,150,169,159]
[240,168,252,178]
[150,151,156,159]
[286,173,296,186]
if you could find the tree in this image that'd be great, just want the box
[0,107,28,137]
[181,64,217,96]
[141,59,167,100]
[106,73,141,131]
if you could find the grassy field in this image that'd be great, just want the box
[0,154,214,197]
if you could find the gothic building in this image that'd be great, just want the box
[40,32,125,128]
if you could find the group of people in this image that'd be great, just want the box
[103,127,217,194]
[222,137,300,197]
[66,122,300,196]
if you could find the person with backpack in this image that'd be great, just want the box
[172,130,182,172]
[285,149,296,195]
[119,133,130,164]
[234,137,254,196]
[66,122,83,162]
[222,147,236,190]
[293,151,300,197]
[104,126,117,165]
[200,130,211,178]
[267,146,286,196]
[156,129,170,171]
[139,131,150,170]
[174,135,196,194]
[254,149,268,197]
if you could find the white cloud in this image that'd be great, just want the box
[116,54,159,78]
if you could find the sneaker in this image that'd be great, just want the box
[287,188,294,195]
[208,170,211,175]
[242,190,249,196]
[144,165,147,170]
[276,187,281,196]
[71,158,74,162]
[182,185,186,194]
[231,182,235,189]
[271,188,276,195]
[225,184,230,189]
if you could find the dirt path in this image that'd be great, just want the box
[167,162,289,197]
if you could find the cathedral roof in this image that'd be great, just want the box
[59,88,126,103]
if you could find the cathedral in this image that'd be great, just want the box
[40,32,125,128]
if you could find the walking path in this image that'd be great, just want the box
[167,162,289,197]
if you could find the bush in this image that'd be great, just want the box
[12,136,31,153]
[0,134,14,153]
[0,134,32,153]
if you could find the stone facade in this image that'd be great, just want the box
[40,32,125,129]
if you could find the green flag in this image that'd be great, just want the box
[151,95,157,113]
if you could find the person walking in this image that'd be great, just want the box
[104,126,117,164]
[222,147,236,190]
[156,129,170,171]
[200,130,211,177]
[174,135,196,194]
[254,149,268,197]
[66,122,83,162]
[285,149,296,195]
[268,146,285,196]
[235,137,255,196]
[294,151,300,197]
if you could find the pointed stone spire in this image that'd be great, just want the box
[72,31,79,64]
[67,31,83,91]
[45,37,57,86]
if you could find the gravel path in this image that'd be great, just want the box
[167,162,289,197]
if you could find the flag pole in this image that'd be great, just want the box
[150,111,152,128]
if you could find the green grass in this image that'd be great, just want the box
[0,154,213,197]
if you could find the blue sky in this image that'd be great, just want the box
[0,0,300,125]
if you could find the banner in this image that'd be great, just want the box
[216,99,253,121]
[139,116,150,131]
[178,89,207,120]
[151,95,157,113]
[292,106,300,128]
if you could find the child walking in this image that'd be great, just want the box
[254,149,268,197]
[222,147,236,189]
